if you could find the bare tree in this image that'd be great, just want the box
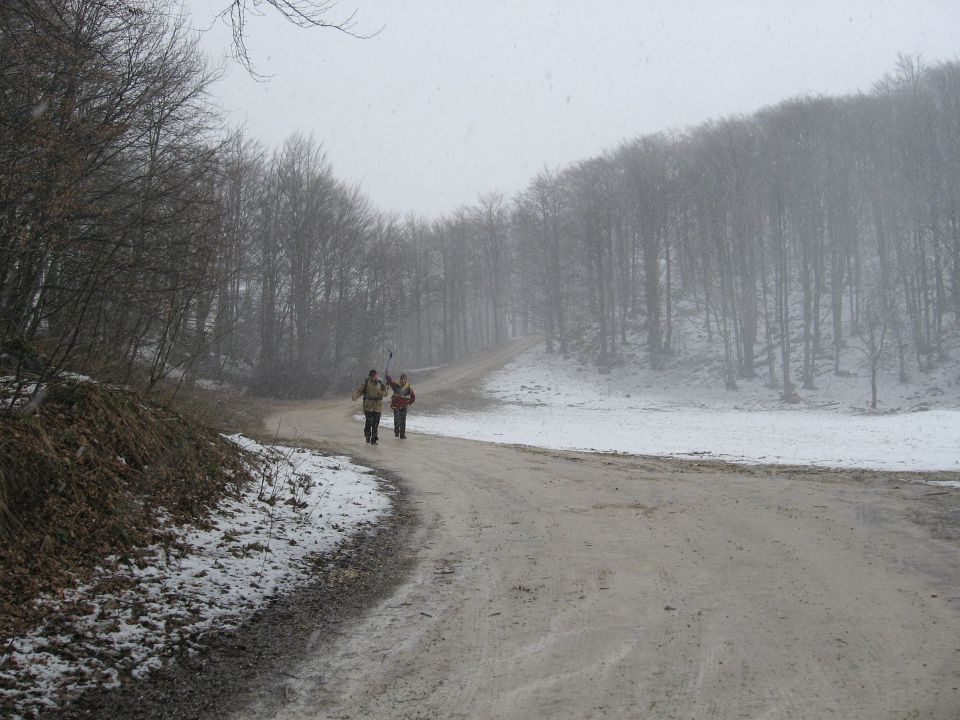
[216,0,377,73]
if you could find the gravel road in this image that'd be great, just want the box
[246,337,960,720]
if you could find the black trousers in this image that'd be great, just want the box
[393,407,407,437]
[364,411,381,442]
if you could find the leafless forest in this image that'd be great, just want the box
[3,1,960,401]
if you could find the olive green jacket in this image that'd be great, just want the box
[353,377,387,412]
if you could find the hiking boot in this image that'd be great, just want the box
[371,439,377,445]
[399,434,406,439]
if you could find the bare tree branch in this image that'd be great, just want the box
[214,0,382,76]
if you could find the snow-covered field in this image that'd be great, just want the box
[0,436,392,719]
[405,346,960,472]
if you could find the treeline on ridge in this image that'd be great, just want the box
[2,0,959,404]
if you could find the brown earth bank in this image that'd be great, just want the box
[0,381,254,646]
[17,337,960,720]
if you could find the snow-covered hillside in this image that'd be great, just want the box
[402,341,960,472]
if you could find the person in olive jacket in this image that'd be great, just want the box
[352,369,387,444]
[385,372,416,439]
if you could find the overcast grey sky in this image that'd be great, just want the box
[183,1,960,218]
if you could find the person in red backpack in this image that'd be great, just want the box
[385,372,415,439]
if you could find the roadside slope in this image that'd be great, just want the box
[255,338,960,719]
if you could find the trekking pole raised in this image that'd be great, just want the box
[384,348,394,379]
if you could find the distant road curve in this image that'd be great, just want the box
[253,336,960,720]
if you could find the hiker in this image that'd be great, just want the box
[352,369,387,444]
[386,372,416,439]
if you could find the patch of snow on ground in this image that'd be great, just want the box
[0,376,41,411]
[408,346,960,472]
[927,480,960,489]
[58,372,95,383]
[0,436,392,719]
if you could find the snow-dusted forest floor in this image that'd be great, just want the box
[402,339,960,472]
[0,436,393,720]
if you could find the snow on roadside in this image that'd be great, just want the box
[0,376,41,411]
[408,346,960,472]
[410,404,960,471]
[0,435,392,719]
[1,373,97,414]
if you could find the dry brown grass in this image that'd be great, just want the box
[149,378,289,439]
[0,379,256,644]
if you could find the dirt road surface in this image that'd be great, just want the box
[251,338,960,720]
